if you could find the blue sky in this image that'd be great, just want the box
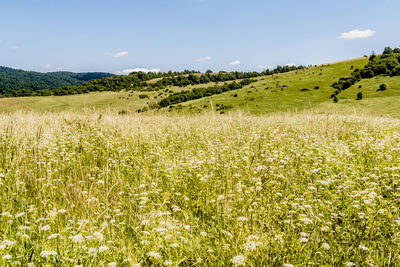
[1,0,399,73]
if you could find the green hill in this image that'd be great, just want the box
[0,66,113,95]
[1,47,400,117]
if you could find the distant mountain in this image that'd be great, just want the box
[0,66,113,94]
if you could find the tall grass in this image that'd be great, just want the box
[0,111,399,266]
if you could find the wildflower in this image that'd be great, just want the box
[244,240,262,251]
[108,262,117,267]
[27,263,35,267]
[15,212,25,218]
[88,247,97,255]
[321,243,330,250]
[164,260,173,266]
[170,243,179,248]
[147,251,162,260]
[171,205,181,212]
[237,217,248,222]
[41,225,51,231]
[71,233,85,243]
[232,255,246,266]
[299,217,312,224]
[283,264,295,267]
[346,262,355,267]
[359,245,369,251]
[98,245,109,253]
[94,231,104,242]
[48,233,59,240]
[200,232,207,237]
[40,250,58,257]
[3,254,12,260]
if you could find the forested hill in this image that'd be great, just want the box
[0,66,113,94]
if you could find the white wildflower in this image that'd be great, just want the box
[147,251,162,260]
[15,212,25,218]
[88,247,97,255]
[98,245,109,253]
[2,254,12,260]
[48,233,59,240]
[321,243,330,250]
[299,217,312,224]
[237,217,248,222]
[40,250,58,257]
[94,231,104,242]
[232,255,246,266]
[71,233,85,243]
[41,225,51,231]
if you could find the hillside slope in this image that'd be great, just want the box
[1,52,400,117]
[159,57,369,114]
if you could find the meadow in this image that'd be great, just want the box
[1,111,400,266]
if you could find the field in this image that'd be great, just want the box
[1,111,400,266]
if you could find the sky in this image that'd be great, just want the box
[1,0,400,74]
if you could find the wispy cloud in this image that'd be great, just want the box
[40,64,64,71]
[114,51,129,58]
[339,29,375,40]
[10,45,19,50]
[285,63,296,67]
[258,65,270,69]
[195,56,212,62]
[229,60,240,66]
[40,64,54,69]
[116,68,161,75]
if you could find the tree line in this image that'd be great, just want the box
[0,66,112,96]
[330,46,400,99]
[1,64,306,98]
[155,79,256,109]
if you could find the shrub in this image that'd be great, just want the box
[357,92,363,100]
[139,94,149,99]
[314,86,320,90]
[300,88,310,92]
[333,96,338,103]
[377,84,387,91]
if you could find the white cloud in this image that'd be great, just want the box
[40,64,64,71]
[10,46,19,50]
[195,56,211,62]
[339,29,375,40]
[285,63,296,67]
[114,51,129,58]
[229,60,240,66]
[40,64,54,69]
[117,68,161,75]
[258,65,270,69]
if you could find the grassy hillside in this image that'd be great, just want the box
[1,55,400,117]
[161,57,369,114]
[1,112,400,266]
